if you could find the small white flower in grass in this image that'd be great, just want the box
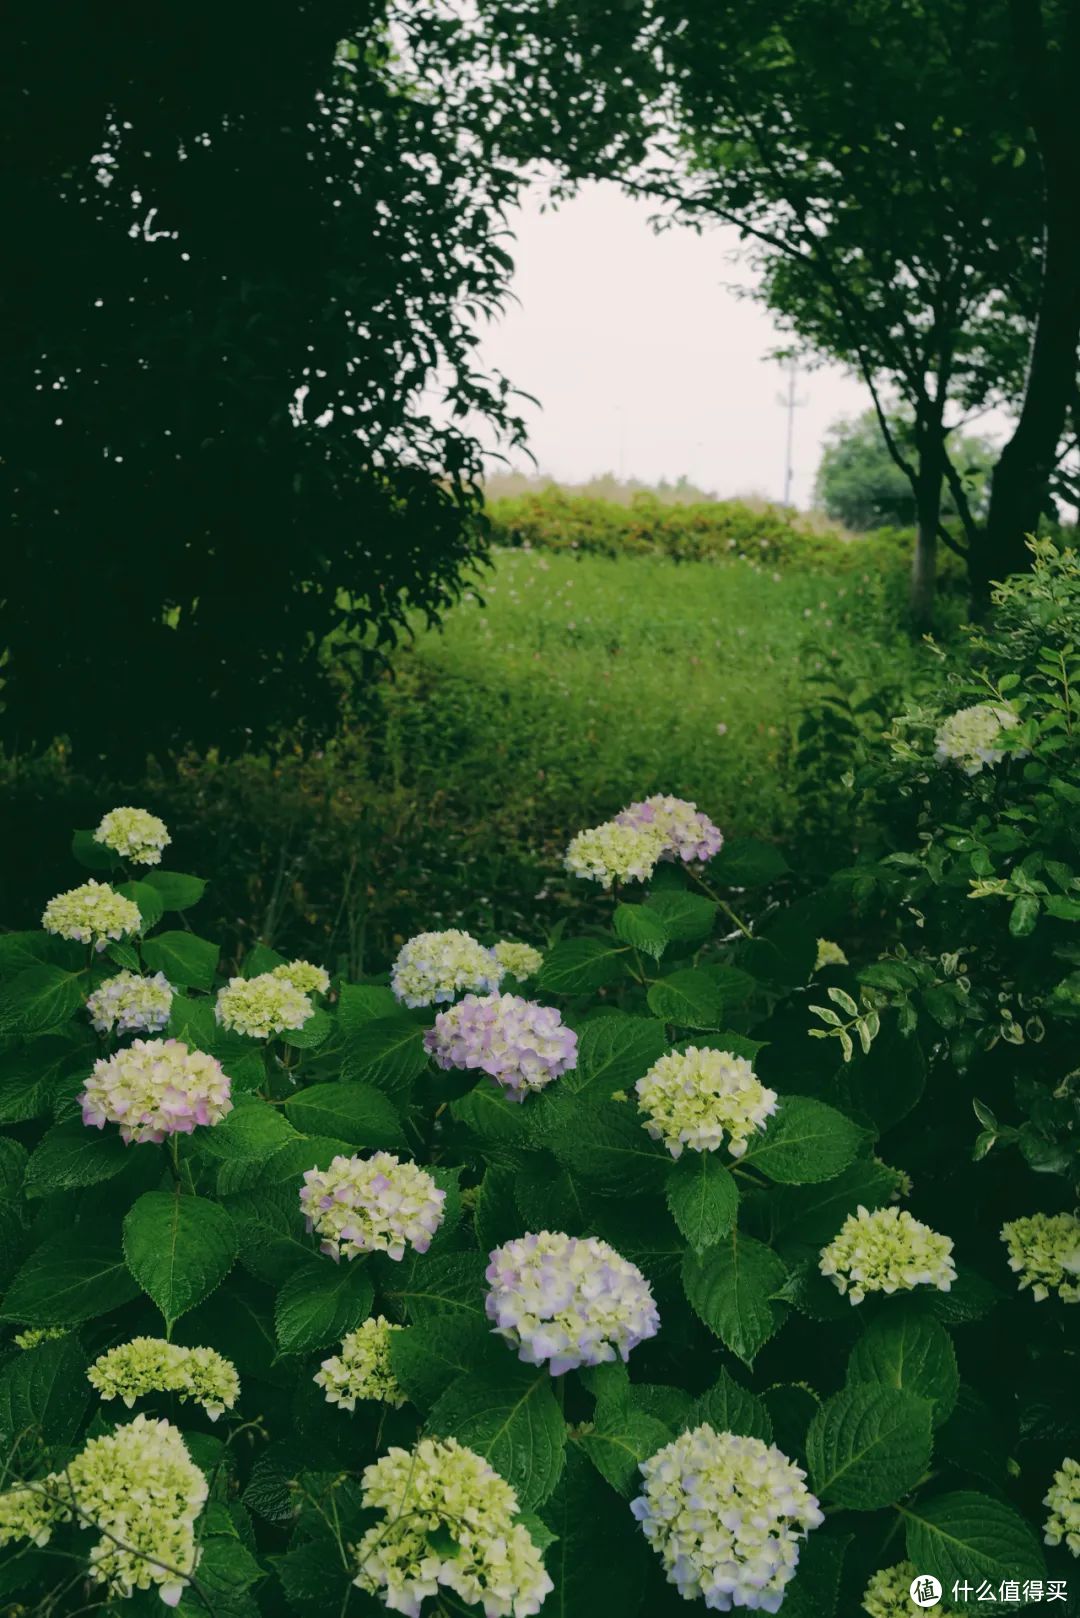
[94,806,171,865]
[214,972,314,1038]
[315,1317,406,1411]
[565,819,668,888]
[300,1152,445,1262]
[1043,1456,1080,1557]
[631,1425,823,1613]
[617,793,723,864]
[352,1436,553,1618]
[934,702,1021,775]
[272,958,331,996]
[80,1038,232,1144]
[88,1337,239,1420]
[492,939,544,980]
[43,880,141,951]
[391,928,502,1008]
[485,1230,659,1375]
[819,1205,956,1305]
[86,970,173,1034]
[636,1046,777,1159]
[1000,1211,1080,1303]
[424,992,577,1102]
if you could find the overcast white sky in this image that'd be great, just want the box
[475,181,884,509]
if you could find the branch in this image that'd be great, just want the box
[940,452,982,548]
[937,522,970,560]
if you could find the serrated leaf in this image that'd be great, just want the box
[846,1310,959,1424]
[427,1363,566,1507]
[647,968,728,1029]
[143,870,207,911]
[613,904,669,961]
[541,1446,647,1618]
[274,1259,374,1355]
[643,890,717,944]
[0,965,86,1036]
[550,1105,669,1196]
[71,829,118,871]
[123,1191,237,1327]
[902,1492,1044,1609]
[578,1405,671,1495]
[741,1096,863,1184]
[117,879,165,929]
[340,1015,428,1099]
[1,1224,140,1324]
[681,1231,787,1365]
[0,1334,91,1446]
[665,1153,738,1252]
[283,1082,405,1149]
[688,1366,773,1443]
[382,1252,488,1322]
[195,1097,297,1160]
[537,938,629,995]
[23,1118,132,1196]
[142,931,220,991]
[711,838,789,887]
[561,1014,668,1100]
[388,1316,498,1410]
[806,1385,932,1509]
[770,1161,904,1246]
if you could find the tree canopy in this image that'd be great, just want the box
[815,412,996,534]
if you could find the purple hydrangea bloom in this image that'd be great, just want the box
[424,992,578,1102]
[617,794,724,864]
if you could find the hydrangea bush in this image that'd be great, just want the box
[1,660,1078,1618]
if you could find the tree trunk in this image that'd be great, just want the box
[910,439,944,630]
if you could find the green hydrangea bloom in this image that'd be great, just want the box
[1044,1455,1080,1557]
[820,1205,956,1305]
[88,1337,240,1420]
[1000,1211,1080,1303]
[214,971,314,1038]
[315,1316,407,1411]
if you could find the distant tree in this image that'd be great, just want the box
[814,413,996,533]
[1,5,525,765]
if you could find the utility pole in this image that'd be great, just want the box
[777,359,808,506]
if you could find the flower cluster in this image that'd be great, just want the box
[934,702,1020,775]
[564,819,668,888]
[618,793,724,863]
[88,1337,240,1420]
[485,1231,659,1375]
[80,1038,232,1143]
[631,1425,823,1613]
[391,928,503,1008]
[493,940,544,980]
[86,970,174,1035]
[1000,1211,1080,1303]
[271,958,331,996]
[214,971,314,1038]
[861,1563,927,1617]
[636,1046,778,1159]
[94,806,172,865]
[42,880,142,951]
[820,1205,957,1305]
[352,1437,553,1618]
[315,1316,407,1411]
[425,992,578,1102]
[14,1326,68,1350]
[0,1415,207,1607]
[300,1152,446,1262]
[1043,1456,1080,1558]
[814,938,849,971]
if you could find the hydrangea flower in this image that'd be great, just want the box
[1000,1211,1080,1303]
[424,992,578,1102]
[86,970,174,1035]
[215,971,314,1038]
[1043,1456,1080,1557]
[564,819,668,888]
[485,1231,659,1375]
[271,959,331,996]
[631,1425,824,1613]
[80,1038,233,1144]
[94,806,172,865]
[88,1337,240,1420]
[934,702,1020,775]
[391,928,502,1008]
[315,1316,407,1411]
[0,1415,207,1607]
[617,794,724,863]
[13,1327,68,1350]
[300,1152,446,1262]
[861,1562,932,1616]
[820,1205,956,1305]
[636,1046,778,1159]
[814,938,849,971]
[42,880,142,951]
[493,940,544,980]
[352,1437,553,1618]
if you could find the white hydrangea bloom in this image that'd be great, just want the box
[271,958,331,996]
[42,880,142,951]
[300,1152,446,1262]
[1043,1456,1080,1557]
[631,1425,823,1613]
[485,1230,659,1375]
[820,1205,956,1305]
[88,1337,239,1420]
[493,940,544,980]
[636,1046,778,1159]
[353,1437,553,1618]
[1000,1211,1080,1303]
[564,819,668,888]
[80,1037,232,1143]
[315,1316,406,1411]
[214,971,314,1038]
[934,702,1020,775]
[86,970,174,1035]
[94,806,171,865]
[391,928,502,1008]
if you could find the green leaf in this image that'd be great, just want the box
[0,1334,91,1447]
[541,1446,648,1618]
[427,1362,566,1508]
[688,1366,773,1443]
[0,965,86,1035]
[550,1105,669,1197]
[388,1316,498,1410]
[195,1097,297,1160]
[665,1153,739,1252]
[903,1493,1044,1610]
[274,1258,374,1355]
[382,1252,488,1322]
[0,1036,93,1125]
[841,1023,925,1134]
[72,828,118,871]
[643,889,717,944]
[279,1008,334,1050]
[770,1160,905,1246]
[241,943,287,977]
[337,983,400,1030]
[578,1404,671,1495]
[142,930,220,991]
[711,838,790,887]
[117,880,165,929]
[451,1082,533,1150]
[143,870,207,911]
[806,1385,933,1510]
[741,1096,863,1184]
[1009,892,1040,936]
[1,1224,140,1323]
[537,938,629,994]
[283,1082,405,1149]
[123,1191,237,1328]
[681,1231,787,1365]
[24,1119,131,1197]
[772,1530,848,1618]
[647,968,728,1029]
[613,904,669,961]
[340,1015,429,1100]
[846,1310,959,1424]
